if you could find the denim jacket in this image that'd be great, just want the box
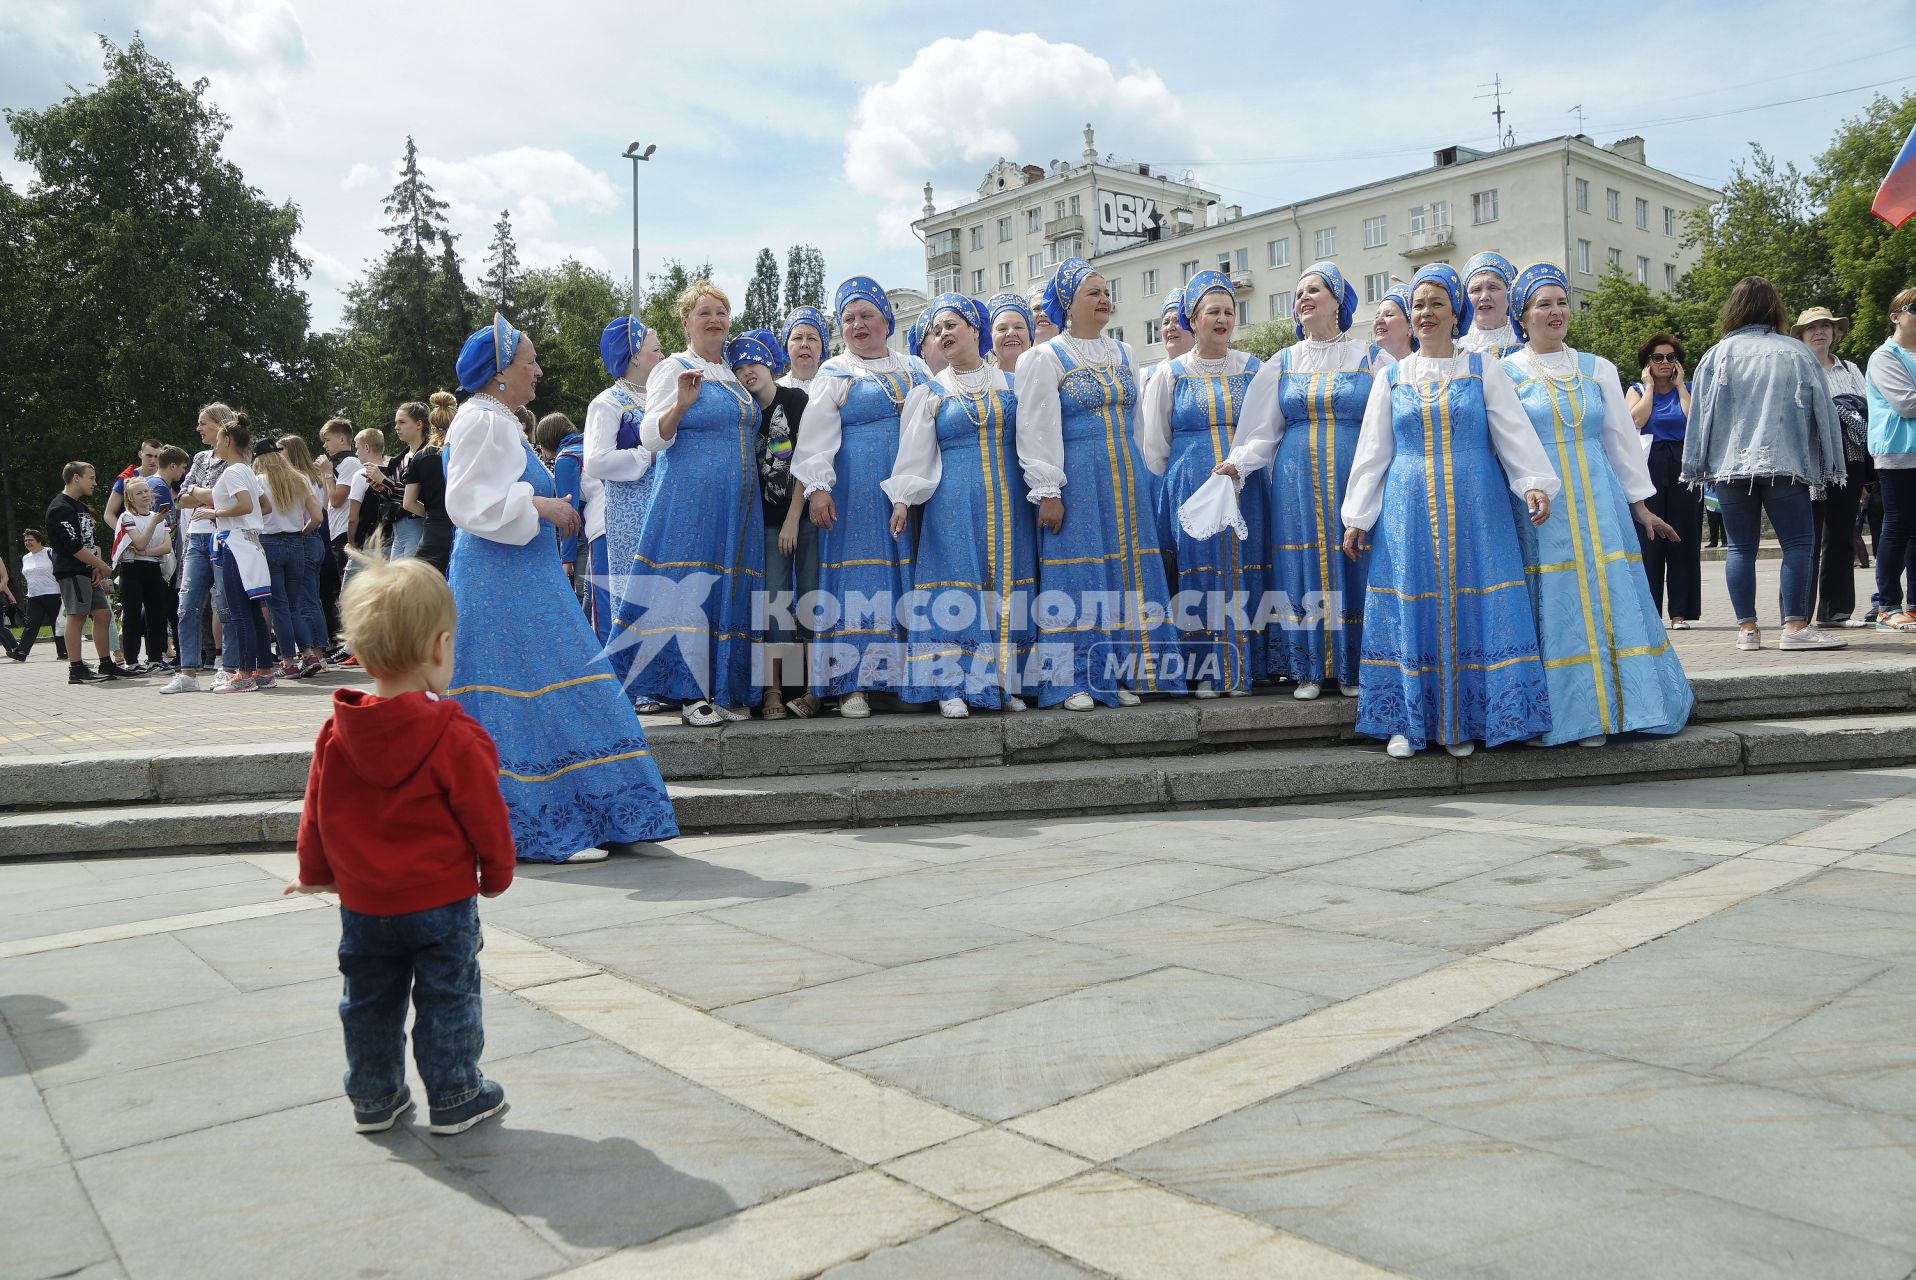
[1680,325,1844,488]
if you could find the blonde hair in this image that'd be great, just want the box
[200,402,242,431]
[255,448,311,520]
[278,434,320,481]
[676,279,731,328]
[320,416,353,446]
[354,427,386,454]
[427,390,457,443]
[338,552,456,679]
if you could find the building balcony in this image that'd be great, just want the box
[1399,226,1456,259]
[926,249,963,273]
[1043,213,1085,240]
[1229,270,1253,292]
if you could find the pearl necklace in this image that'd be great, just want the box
[1407,354,1454,406]
[853,352,912,407]
[1186,351,1234,376]
[947,363,994,392]
[469,391,517,417]
[1528,347,1580,386]
[1059,333,1116,366]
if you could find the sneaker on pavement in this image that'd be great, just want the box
[215,676,259,693]
[559,847,610,864]
[427,1080,507,1135]
[1780,627,1847,651]
[1736,629,1761,651]
[353,1086,414,1134]
[253,670,277,688]
[298,656,326,678]
[98,659,136,679]
[159,673,200,695]
[68,663,108,685]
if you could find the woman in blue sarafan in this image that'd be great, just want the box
[884,293,1036,717]
[1339,264,1561,759]
[1017,258,1185,710]
[584,316,664,702]
[442,314,677,862]
[1138,269,1264,696]
[1501,263,1693,746]
[789,276,931,718]
[615,281,763,727]
[986,291,1036,383]
[1223,261,1394,700]
[1459,251,1523,360]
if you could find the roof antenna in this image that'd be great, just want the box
[1569,103,1585,136]
[1478,74,1516,148]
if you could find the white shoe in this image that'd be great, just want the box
[1193,682,1220,700]
[210,670,234,692]
[1115,689,1141,707]
[1226,687,1250,698]
[1064,692,1096,712]
[1669,618,1691,630]
[681,700,724,727]
[1293,682,1322,701]
[1340,682,1361,698]
[1386,735,1415,759]
[1779,627,1847,651]
[159,673,200,695]
[1444,740,1476,758]
[840,693,872,718]
[1004,695,1028,712]
[1524,735,1550,748]
[939,697,969,719]
[1578,734,1607,748]
[1736,629,1761,652]
[713,703,748,722]
[559,847,610,864]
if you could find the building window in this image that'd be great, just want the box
[1431,200,1450,227]
[927,228,960,256]
[1363,215,1388,248]
[1145,318,1161,345]
[1267,238,1290,268]
[1664,262,1677,291]
[1664,206,1677,237]
[930,267,959,293]
[971,269,985,293]
[1575,178,1589,213]
[1109,277,1123,304]
[1028,252,1044,278]
[1314,227,1336,257]
[1109,324,1125,344]
[1069,194,1080,215]
[1236,300,1248,325]
[1054,199,1066,220]
[1409,205,1426,235]
[998,261,1014,287]
[1026,208,1041,233]
[1607,247,1623,271]
[1364,271,1390,304]
[1471,189,1499,224]
[1636,255,1650,285]
[1634,198,1649,231]
[1605,188,1620,221]
[1577,239,1592,274]
[969,225,984,252]
[997,216,1012,242]
[1232,247,1249,273]
[1142,268,1160,295]
[1269,290,1293,320]
[1179,259,1200,284]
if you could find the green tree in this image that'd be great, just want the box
[1568,269,1713,385]
[480,209,521,314]
[783,244,826,315]
[515,259,626,422]
[742,247,781,332]
[1,36,313,549]
[1675,147,1833,335]
[1816,92,1916,362]
[1234,318,1296,361]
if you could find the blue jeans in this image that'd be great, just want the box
[216,548,274,669]
[338,897,486,1111]
[1873,468,1916,614]
[260,532,313,660]
[762,519,820,644]
[1716,478,1814,624]
[389,518,424,560]
[178,532,220,671]
[301,529,329,648]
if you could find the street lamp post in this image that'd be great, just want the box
[622,141,657,318]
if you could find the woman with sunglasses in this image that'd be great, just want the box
[1625,332,1701,628]
[1867,287,1916,631]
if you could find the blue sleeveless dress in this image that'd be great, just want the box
[447,427,677,859]
[1159,354,1265,692]
[1503,350,1693,744]
[810,365,924,697]
[614,359,763,707]
[1266,342,1386,688]
[902,382,1036,708]
[1358,353,1551,749]
[1037,340,1184,706]
[597,386,659,683]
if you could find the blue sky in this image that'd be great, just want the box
[2,2,1905,332]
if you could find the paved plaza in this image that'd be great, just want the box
[6,765,1916,1279]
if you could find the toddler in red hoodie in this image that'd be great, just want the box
[285,554,516,1135]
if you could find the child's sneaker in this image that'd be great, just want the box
[254,669,277,688]
[215,675,259,693]
[353,1085,414,1133]
[428,1080,506,1134]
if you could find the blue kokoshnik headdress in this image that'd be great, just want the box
[1507,262,1570,343]
[906,310,931,359]
[1410,264,1474,339]
[724,328,789,375]
[1463,250,1517,289]
[1043,257,1096,330]
[1177,271,1234,332]
[457,312,523,392]
[833,275,895,335]
[599,315,650,381]
[1160,286,1189,331]
[1294,261,1359,340]
[986,291,1034,337]
[1380,284,1419,352]
[927,292,993,357]
[780,305,830,350]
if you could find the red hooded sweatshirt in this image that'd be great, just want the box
[296,689,515,914]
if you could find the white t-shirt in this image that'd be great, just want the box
[21,548,54,597]
[259,477,308,534]
[116,510,169,562]
[212,463,264,533]
[326,455,362,539]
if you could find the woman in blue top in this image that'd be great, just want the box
[1503,264,1692,747]
[443,314,677,861]
[1624,331,1700,628]
[987,292,1036,382]
[1867,286,1916,631]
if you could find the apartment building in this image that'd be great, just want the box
[909,126,1719,365]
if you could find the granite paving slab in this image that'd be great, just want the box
[816,1218,1102,1278]
[1182,872,1566,953]
[544,914,877,1010]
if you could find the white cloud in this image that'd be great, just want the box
[144,0,308,67]
[294,236,354,284]
[424,146,619,258]
[844,32,1198,246]
[340,162,377,190]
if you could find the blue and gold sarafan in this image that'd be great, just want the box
[810,362,924,697]
[1266,342,1388,688]
[597,383,659,684]
[1159,353,1265,691]
[1503,350,1692,743]
[1359,352,1551,749]
[447,431,676,859]
[1038,339,1184,705]
[615,358,763,707]
[903,381,1036,708]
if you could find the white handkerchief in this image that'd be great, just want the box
[1177,472,1247,542]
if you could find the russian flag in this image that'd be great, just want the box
[1874,122,1916,228]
